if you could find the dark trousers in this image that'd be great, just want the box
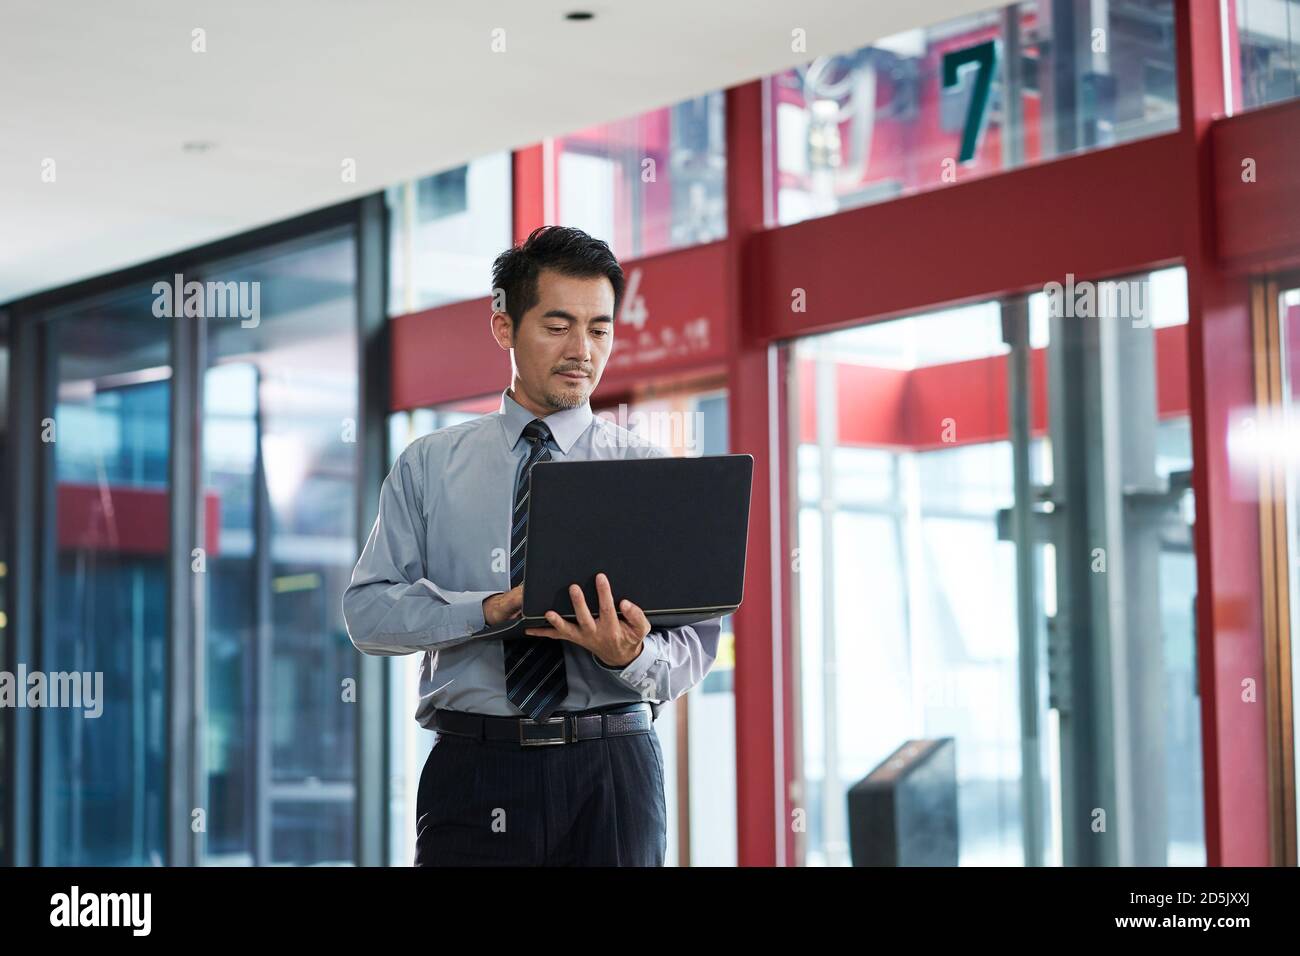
[414,720,667,866]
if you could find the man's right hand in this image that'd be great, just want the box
[482,585,524,626]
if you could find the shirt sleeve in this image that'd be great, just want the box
[589,616,724,702]
[342,447,499,656]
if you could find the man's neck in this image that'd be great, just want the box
[508,384,557,420]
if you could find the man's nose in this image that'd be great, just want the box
[566,329,591,362]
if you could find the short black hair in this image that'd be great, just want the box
[490,225,624,333]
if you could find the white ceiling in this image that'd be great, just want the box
[0,0,1000,304]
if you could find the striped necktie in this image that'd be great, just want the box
[504,418,569,720]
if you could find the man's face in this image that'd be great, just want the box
[494,269,615,411]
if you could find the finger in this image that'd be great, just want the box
[536,611,578,640]
[620,599,652,636]
[570,584,596,632]
[523,625,561,637]
[595,572,617,622]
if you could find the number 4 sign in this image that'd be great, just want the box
[619,266,648,330]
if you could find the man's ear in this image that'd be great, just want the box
[490,311,513,350]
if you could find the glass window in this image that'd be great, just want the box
[387,153,512,315]
[1235,0,1300,111]
[791,266,1202,866]
[199,228,359,865]
[548,92,727,259]
[770,0,1179,225]
[43,286,171,865]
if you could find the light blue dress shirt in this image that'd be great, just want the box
[342,386,724,726]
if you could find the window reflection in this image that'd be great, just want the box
[771,0,1180,225]
[44,288,171,865]
[548,93,727,259]
[1236,0,1300,111]
[387,154,513,315]
[201,230,359,865]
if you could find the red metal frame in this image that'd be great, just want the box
[513,146,546,244]
[56,484,222,556]
[721,80,794,868]
[1178,0,1269,867]
[388,0,1300,866]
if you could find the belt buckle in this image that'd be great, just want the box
[519,715,568,746]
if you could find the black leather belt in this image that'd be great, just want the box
[433,701,660,747]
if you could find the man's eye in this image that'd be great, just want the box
[591,329,609,337]
[548,327,566,333]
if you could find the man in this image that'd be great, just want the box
[342,225,724,866]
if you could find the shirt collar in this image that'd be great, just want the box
[498,386,594,455]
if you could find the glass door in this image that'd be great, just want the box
[1025,267,1202,866]
[788,266,1203,866]
[789,301,1029,866]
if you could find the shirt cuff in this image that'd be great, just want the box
[590,636,659,698]
[417,579,497,638]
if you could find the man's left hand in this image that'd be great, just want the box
[524,572,651,667]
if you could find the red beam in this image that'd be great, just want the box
[755,133,1186,342]
[390,296,505,410]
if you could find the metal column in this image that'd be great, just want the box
[1046,306,1118,867]
[168,293,206,866]
[1002,297,1045,867]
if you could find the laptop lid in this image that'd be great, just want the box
[521,453,753,625]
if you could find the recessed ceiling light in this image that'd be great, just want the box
[565,11,594,20]
[182,140,216,153]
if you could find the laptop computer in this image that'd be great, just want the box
[477,453,753,637]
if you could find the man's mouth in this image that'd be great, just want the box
[556,371,588,380]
